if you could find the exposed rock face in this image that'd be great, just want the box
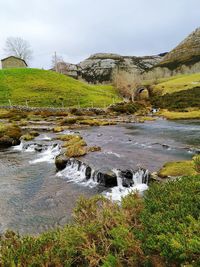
[57,53,163,83]
[158,27,200,69]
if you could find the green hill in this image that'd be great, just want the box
[154,72,200,95]
[0,68,121,108]
[151,73,200,119]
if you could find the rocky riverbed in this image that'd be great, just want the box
[0,118,199,234]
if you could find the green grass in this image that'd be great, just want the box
[158,160,198,178]
[0,68,121,108]
[154,72,200,95]
[0,176,199,266]
[159,109,200,120]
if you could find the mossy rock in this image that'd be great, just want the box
[79,119,116,126]
[88,146,101,152]
[21,134,35,141]
[0,124,22,147]
[158,160,198,178]
[58,134,82,142]
[60,117,78,126]
[65,145,87,157]
[53,126,63,133]
[55,154,69,170]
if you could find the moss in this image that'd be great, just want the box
[108,102,145,114]
[159,109,200,120]
[158,160,198,178]
[60,134,88,157]
[0,123,22,147]
[53,126,63,133]
[21,134,35,141]
[60,117,78,125]
[137,116,156,123]
[88,146,101,152]
[79,119,116,126]
[65,145,87,157]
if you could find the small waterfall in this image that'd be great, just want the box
[56,158,150,199]
[13,141,24,151]
[113,169,123,188]
[56,159,97,188]
[105,168,149,202]
[30,144,61,164]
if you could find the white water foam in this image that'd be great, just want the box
[13,142,42,153]
[38,134,52,141]
[105,151,121,158]
[105,169,149,202]
[13,141,24,151]
[29,144,61,164]
[57,161,97,188]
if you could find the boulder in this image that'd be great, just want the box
[55,154,69,170]
[97,169,118,187]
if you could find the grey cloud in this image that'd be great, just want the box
[0,0,199,68]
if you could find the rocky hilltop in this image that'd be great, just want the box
[158,27,200,69]
[57,53,163,83]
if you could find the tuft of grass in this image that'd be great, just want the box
[159,109,200,120]
[158,160,198,178]
[0,68,121,108]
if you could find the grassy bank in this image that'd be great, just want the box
[0,175,199,266]
[154,73,200,95]
[150,73,200,119]
[159,109,200,120]
[0,68,121,108]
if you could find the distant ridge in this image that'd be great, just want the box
[158,27,200,69]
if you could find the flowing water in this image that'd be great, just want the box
[0,119,199,234]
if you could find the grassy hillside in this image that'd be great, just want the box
[0,68,121,108]
[154,73,200,95]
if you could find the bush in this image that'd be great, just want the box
[140,175,200,265]
[108,102,145,114]
[151,87,200,110]
[0,176,199,266]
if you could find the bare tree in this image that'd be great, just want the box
[4,37,33,61]
[113,70,142,101]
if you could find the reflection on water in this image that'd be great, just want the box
[0,119,199,234]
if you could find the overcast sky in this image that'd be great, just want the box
[0,0,199,68]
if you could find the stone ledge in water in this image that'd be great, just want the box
[55,156,150,188]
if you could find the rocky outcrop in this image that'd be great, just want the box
[56,53,163,83]
[157,27,200,70]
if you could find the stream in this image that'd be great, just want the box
[0,119,199,234]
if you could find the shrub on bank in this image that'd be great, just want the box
[108,102,145,114]
[151,87,200,111]
[0,175,199,266]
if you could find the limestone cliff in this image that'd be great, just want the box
[58,53,163,83]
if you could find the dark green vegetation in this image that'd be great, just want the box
[0,68,121,108]
[0,175,199,266]
[108,102,145,114]
[151,87,200,111]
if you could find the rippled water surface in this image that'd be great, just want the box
[0,119,199,234]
